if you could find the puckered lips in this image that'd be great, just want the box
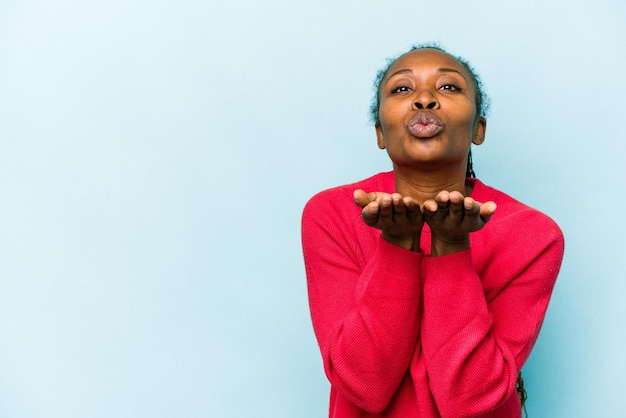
[407,111,443,139]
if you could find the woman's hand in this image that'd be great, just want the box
[354,189,423,251]
[423,190,497,256]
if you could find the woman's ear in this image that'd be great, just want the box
[375,123,385,149]
[472,116,487,145]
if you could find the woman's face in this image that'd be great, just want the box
[376,48,486,172]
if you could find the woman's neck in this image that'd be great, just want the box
[393,164,469,205]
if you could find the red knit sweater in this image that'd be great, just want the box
[301,172,564,418]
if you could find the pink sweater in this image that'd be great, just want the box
[301,172,564,418]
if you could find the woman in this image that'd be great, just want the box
[301,44,564,418]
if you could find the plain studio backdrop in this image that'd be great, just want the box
[0,0,624,417]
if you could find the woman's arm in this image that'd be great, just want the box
[302,189,423,413]
[420,204,564,417]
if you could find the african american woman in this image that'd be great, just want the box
[301,44,564,418]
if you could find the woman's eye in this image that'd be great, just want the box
[391,85,411,94]
[439,84,461,91]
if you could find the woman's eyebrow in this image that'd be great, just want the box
[387,69,414,79]
[438,67,468,81]
[382,69,413,89]
[386,67,468,82]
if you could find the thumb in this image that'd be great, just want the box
[353,189,379,207]
[479,201,497,223]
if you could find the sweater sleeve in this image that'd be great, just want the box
[302,190,424,413]
[420,208,565,418]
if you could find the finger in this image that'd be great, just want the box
[361,202,380,226]
[354,189,379,207]
[403,196,421,222]
[435,191,451,211]
[463,197,480,215]
[391,193,406,215]
[448,191,465,216]
[379,194,393,218]
[422,199,438,214]
[479,201,497,223]
[402,196,419,212]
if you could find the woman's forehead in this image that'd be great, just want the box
[382,48,476,93]
[389,48,468,75]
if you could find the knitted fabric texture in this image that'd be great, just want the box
[302,172,564,418]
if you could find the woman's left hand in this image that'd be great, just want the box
[423,190,497,256]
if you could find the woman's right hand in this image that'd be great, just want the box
[354,189,423,251]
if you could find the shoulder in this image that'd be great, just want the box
[301,172,394,250]
[303,171,395,217]
[471,178,564,256]
[301,172,393,262]
[469,179,564,296]
[472,179,561,229]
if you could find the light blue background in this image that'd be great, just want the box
[1,1,624,417]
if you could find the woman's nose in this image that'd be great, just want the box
[413,90,438,110]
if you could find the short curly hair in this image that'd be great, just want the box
[369,43,491,125]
